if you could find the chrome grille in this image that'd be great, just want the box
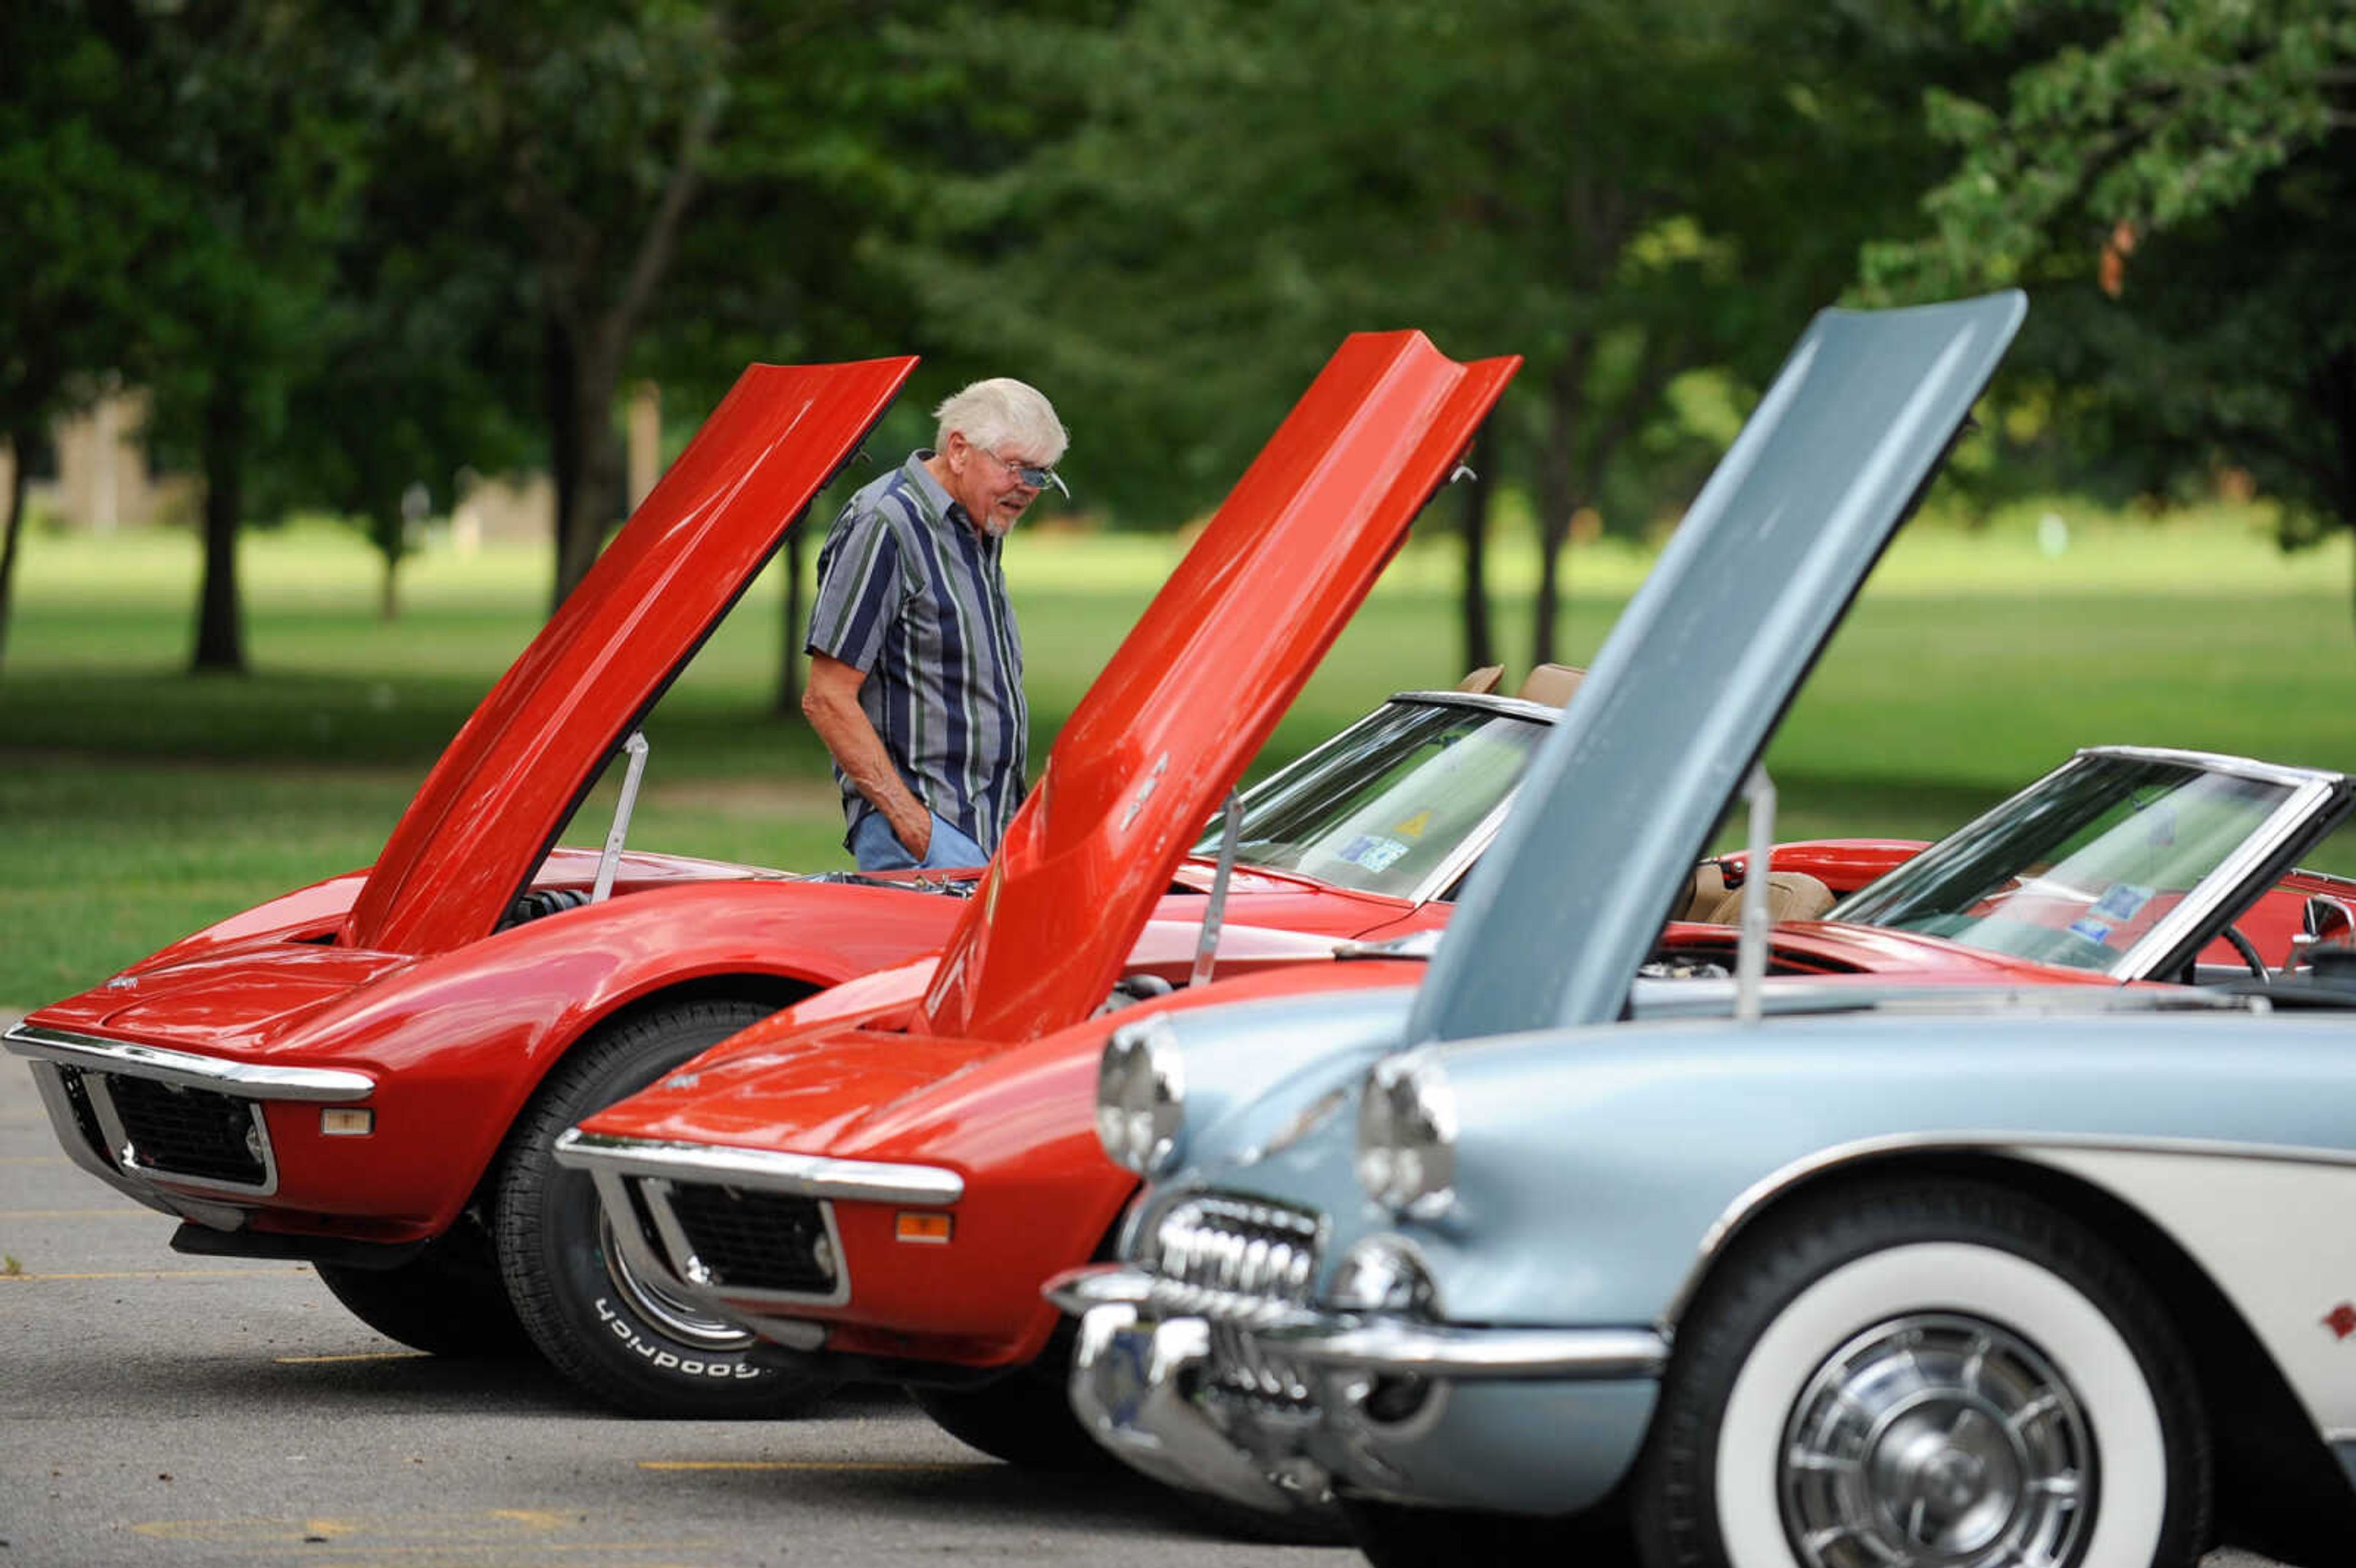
[102,1074,268,1187]
[659,1182,837,1296]
[1145,1195,1323,1412]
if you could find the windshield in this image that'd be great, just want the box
[1831,753,2302,974]
[1195,699,1550,899]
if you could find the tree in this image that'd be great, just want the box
[266,153,537,620]
[0,1,172,674]
[1866,0,2356,617]
[378,1,756,610]
[125,4,374,674]
[884,0,1955,669]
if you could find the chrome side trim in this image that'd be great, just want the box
[554,1129,963,1205]
[1261,1318,1668,1380]
[1661,1128,2356,1332]
[4,1024,375,1102]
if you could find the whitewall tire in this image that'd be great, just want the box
[1634,1181,2208,1568]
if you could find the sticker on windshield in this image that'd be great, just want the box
[2088,883,2153,923]
[2067,915,2115,945]
[1393,809,1433,839]
[1339,834,1412,874]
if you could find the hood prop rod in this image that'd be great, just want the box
[1191,789,1244,987]
[591,730,651,904]
[1734,764,1774,1024]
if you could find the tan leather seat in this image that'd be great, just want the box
[1671,863,1835,925]
[1516,663,1585,706]
[1455,664,1505,694]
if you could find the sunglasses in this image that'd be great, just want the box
[979,445,1069,498]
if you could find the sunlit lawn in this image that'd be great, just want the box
[2,498,2351,1006]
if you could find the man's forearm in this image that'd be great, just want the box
[802,682,931,851]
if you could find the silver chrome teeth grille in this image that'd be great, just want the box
[1144,1194,1324,1412]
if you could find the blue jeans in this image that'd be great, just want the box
[850,809,989,872]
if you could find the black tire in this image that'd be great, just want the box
[1342,1495,1629,1566]
[315,1228,534,1358]
[1633,1178,2210,1568]
[910,1356,1114,1472]
[493,996,833,1418]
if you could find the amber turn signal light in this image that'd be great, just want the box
[320,1108,375,1137]
[895,1212,953,1244]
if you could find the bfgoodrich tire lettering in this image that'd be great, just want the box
[1634,1180,2209,1568]
[494,996,833,1418]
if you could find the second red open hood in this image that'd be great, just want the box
[342,357,917,956]
[917,332,1519,1043]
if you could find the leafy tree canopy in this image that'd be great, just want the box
[1867,0,2356,602]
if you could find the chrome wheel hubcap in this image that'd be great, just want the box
[598,1207,756,1353]
[1780,1312,2093,1567]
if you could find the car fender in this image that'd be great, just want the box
[1377,1009,2356,1395]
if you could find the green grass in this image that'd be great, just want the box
[2,504,2351,1007]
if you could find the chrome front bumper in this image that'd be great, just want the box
[7,1023,375,1225]
[553,1129,966,1350]
[1050,1264,1667,1518]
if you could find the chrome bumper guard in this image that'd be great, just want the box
[1050,1264,1669,1513]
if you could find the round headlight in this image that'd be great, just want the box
[1095,1013,1185,1175]
[1354,1052,1457,1217]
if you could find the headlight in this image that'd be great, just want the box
[1355,1052,1456,1217]
[1095,1013,1185,1175]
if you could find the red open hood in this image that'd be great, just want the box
[342,358,918,956]
[917,332,1519,1042]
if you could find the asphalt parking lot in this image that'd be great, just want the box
[0,1047,2285,1568]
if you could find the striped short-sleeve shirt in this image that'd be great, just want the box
[806,452,1028,852]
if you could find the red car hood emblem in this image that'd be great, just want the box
[342,357,917,955]
[917,331,1519,1042]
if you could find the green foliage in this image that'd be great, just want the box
[1865,0,2356,590]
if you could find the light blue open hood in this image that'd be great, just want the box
[1411,292,2027,1045]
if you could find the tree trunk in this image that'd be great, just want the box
[1531,350,1586,668]
[190,378,247,674]
[1457,422,1495,674]
[541,85,718,613]
[379,537,401,622]
[544,315,583,613]
[775,515,808,717]
[0,427,30,675]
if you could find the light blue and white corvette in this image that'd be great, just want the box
[1047,293,2356,1568]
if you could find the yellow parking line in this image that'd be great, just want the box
[274,1350,432,1364]
[638,1459,982,1473]
[1,1266,313,1281]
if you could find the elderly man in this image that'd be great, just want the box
[803,377,1068,870]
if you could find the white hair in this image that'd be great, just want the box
[933,378,1068,464]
